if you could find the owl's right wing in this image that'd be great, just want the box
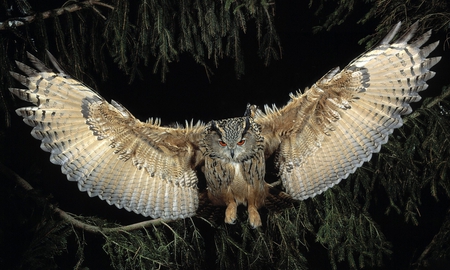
[255,22,441,200]
[10,52,205,220]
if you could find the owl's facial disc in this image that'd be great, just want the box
[207,116,257,160]
[218,138,246,147]
[218,138,246,159]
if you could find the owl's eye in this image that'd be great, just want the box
[237,139,246,146]
[218,140,227,147]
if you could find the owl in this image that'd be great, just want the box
[9,22,440,228]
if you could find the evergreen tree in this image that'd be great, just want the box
[1,0,449,269]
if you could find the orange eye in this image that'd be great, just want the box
[218,140,227,147]
[237,139,246,146]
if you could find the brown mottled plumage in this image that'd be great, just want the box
[10,22,440,227]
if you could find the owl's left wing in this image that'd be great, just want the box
[255,22,441,200]
[9,52,205,220]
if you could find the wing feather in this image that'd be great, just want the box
[256,21,440,200]
[10,53,205,220]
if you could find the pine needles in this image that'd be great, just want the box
[1,1,449,269]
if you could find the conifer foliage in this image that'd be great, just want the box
[1,0,449,269]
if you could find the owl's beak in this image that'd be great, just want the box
[229,148,235,159]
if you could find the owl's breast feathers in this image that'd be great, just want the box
[10,21,440,228]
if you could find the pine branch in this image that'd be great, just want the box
[404,85,450,124]
[413,208,450,269]
[0,161,171,233]
[0,0,114,31]
[422,86,450,110]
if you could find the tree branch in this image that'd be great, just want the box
[0,0,114,31]
[0,161,170,233]
[422,86,450,110]
[404,85,450,123]
[413,208,450,268]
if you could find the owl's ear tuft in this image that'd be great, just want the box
[244,104,257,118]
[242,116,251,136]
[210,120,217,130]
[243,104,257,136]
[210,120,223,137]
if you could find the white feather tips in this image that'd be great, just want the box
[10,52,201,221]
[277,21,440,201]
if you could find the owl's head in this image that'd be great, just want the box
[203,106,263,162]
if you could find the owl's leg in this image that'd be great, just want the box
[225,200,237,224]
[247,184,264,228]
[247,205,262,228]
[205,185,238,224]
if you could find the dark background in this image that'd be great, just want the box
[2,1,450,269]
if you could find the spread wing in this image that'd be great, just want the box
[9,52,205,220]
[255,22,441,200]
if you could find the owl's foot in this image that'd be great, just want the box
[225,201,237,224]
[248,205,262,228]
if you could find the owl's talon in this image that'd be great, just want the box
[226,218,236,225]
[225,201,237,224]
[9,22,441,230]
[248,205,262,228]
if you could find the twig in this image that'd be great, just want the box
[0,161,170,233]
[404,86,450,124]
[412,208,450,269]
[423,86,450,110]
[54,207,167,233]
[0,0,114,31]
[0,160,34,191]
